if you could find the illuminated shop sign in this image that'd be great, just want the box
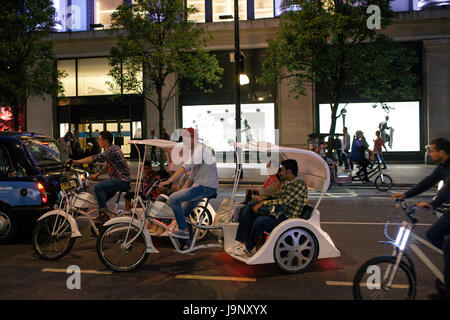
[319,101,420,152]
[182,104,276,152]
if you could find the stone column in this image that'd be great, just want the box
[26,95,53,137]
[423,39,450,143]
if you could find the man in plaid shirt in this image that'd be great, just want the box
[232,159,308,258]
[71,131,130,224]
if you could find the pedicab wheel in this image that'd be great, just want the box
[32,215,75,260]
[273,227,319,274]
[375,174,393,192]
[189,207,213,240]
[96,223,148,272]
[353,256,416,300]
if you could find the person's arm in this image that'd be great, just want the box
[401,166,442,199]
[160,166,186,187]
[72,156,94,165]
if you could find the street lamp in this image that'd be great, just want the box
[220,0,246,177]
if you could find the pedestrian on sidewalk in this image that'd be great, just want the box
[341,127,351,171]
[371,130,388,169]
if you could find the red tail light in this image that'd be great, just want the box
[37,183,47,204]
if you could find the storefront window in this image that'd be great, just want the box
[94,0,123,28]
[60,123,70,138]
[132,121,142,139]
[319,101,420,152]
[254,0,274,19]
[182,103,275,152]
[58,59,76,97]
[187,0,206,23]
[213,0,247,22]
[77,57,113,96]
[52,0,88,31]
[122,64,143,94]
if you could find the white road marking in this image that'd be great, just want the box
[322,221,432,226]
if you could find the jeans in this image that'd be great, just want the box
[236,204,288,251]
[426,214,450,288]
[94,178,130,211]
[341,150,350,170]
[371,153,387,169]
[167,185,217,231]
[151,147,158,162]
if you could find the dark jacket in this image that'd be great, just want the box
[350,138,367,161]
[405,158,450,208]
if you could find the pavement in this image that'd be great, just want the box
[116,161,436,187]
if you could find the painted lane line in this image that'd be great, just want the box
[175,275,256,282]
[42,268,112,275]
[326,281,409,289]
[322,221,432,226]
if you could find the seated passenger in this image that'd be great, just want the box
[231,159,308,258]
[124,161,156,210]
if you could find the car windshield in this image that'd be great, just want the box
[21,137,68,167]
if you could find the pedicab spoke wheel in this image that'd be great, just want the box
[375,174,393,192]
[32,215,75,260]
[97,223,148,272]
[190,207,212,240]
[353,256,416,300]
[274,227,318,273]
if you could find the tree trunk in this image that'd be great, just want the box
[157,87,166,170]
[327,102,339,158]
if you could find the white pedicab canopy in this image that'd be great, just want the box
[234,141,331,210]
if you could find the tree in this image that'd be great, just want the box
[107,0,223,145]
[0,0,63,131]
[259,0,417,151]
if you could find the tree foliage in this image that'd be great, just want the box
[259,0,417,137]
[0,0,63,131]
[108,0,223,139]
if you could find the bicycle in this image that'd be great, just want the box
[96,179,221,272]
[353,199,444,300]
[32,162,128,260]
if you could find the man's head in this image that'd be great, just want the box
[429,138,450,163]
[182,127,199,149]
[151,130,155,135]
[376,130,381,137]
[99,131,113,148]
[280,159,298,180]
[343,127,348,134]
[86,142,93,151]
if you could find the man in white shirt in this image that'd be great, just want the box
[159,128,218,239]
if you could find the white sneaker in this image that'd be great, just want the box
[230,243,245,254]
[234,246,256,257]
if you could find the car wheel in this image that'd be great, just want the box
[0,208,20,244]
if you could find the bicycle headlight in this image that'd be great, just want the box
[437,180,444,191]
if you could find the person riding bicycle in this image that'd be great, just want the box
[70,130,131,225]
[392,137,450,299]
[159,128,218,240]
[350,130,371,183]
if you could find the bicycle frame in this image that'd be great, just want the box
[381,220,444,289]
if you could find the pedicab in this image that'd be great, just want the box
[96,139,340,273]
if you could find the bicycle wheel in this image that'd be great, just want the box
[32,215,75,260]
[353,256,416,300]
[375,174,393,191]
[96,223,148,272]
[190,207,213,240]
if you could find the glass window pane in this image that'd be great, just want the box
[254,0,274,19]
[132,121,142,138]
[77,58,113,96]
[123,63,143,94]
[58,60,76,97]
[213,0,247,22]
[94,0,123,28]
[187,0,206,23]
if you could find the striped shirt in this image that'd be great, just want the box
[92,145,130,182]
[264,177,308,219]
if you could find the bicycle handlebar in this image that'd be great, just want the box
[394,199,419,224]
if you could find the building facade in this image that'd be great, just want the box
[24,0,450,161]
